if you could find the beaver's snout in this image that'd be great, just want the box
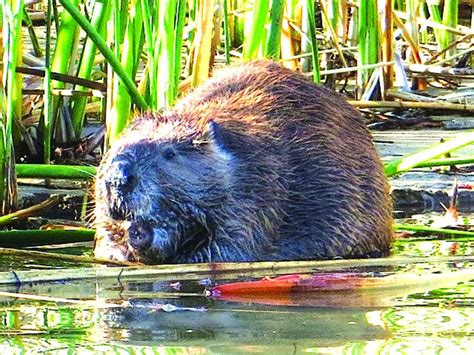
[128,223,153,250]
[106,160,138,195]
[128,223,175,262]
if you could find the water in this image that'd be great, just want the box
[0,239,473,353]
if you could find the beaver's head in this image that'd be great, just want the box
[94,113,233,263]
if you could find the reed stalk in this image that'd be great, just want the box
[22,6,42,57]
[1,255,474,285]
[49,0,80,150]
[43,0,52,164]
[70,0,109,138]
[156,0,186,107]
[395,224,474,238]
[222,0,231,63]
[440,0,458,59]
[242,0,269,61]
[1,0,23,214]
[0,229,95,245]
[384,131,474,176]
[426,0,441,44]
[16,164,96,179]
[265,0,283,60]
[357,0,379,87]
[306,0,320,82]
[0,195,61,226]
[230,0,245,48]
[380,0,393,92]
[107,0,144,143]
[192,0,216,86]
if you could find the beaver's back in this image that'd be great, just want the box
[173,61,393,260]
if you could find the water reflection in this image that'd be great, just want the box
[0,240,473,353]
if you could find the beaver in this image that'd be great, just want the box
[94,60,393,264]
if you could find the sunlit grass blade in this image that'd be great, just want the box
[242,0,269,61]
[306,0,320,83]
[156,0,186,107]
[107,0,144,143]
[43,0,52,164]
[222,0,231,63]
[395,224,474,239]
[265,0,283,60]
[358,0,379,87]
[384,131,474,177]
[440,0,458,58]
[192,0,216,86]
[16,164,96,180]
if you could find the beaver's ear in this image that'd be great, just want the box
[207,120,227,151]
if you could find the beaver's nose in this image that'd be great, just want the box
[107,161,138,194]
[128,223,153,250]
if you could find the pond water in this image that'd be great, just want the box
[0,236,473,354]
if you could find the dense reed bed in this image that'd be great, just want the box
[0,0,472,215]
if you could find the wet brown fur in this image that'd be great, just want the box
[94,61,393,263]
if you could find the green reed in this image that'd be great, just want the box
[242,0,270,60]
[1,0,23,214]
[384,131,474,177]
[306,0,320,83]
[358,0,379,86]
[70,0,109,138]
[440,0,458,58]
[106,0,144,143]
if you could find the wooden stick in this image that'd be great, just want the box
[386,90,439,102]
[406,63,474,78]
[0,247,138,266]
[0,196,61,226]
[16,66,106,91]
[349,100,474,112]
[394,10,472,36]
[23,89,105,98]
[1,255,474,285]
[426,33,474,64]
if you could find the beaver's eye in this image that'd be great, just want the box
[163,147,177,160]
